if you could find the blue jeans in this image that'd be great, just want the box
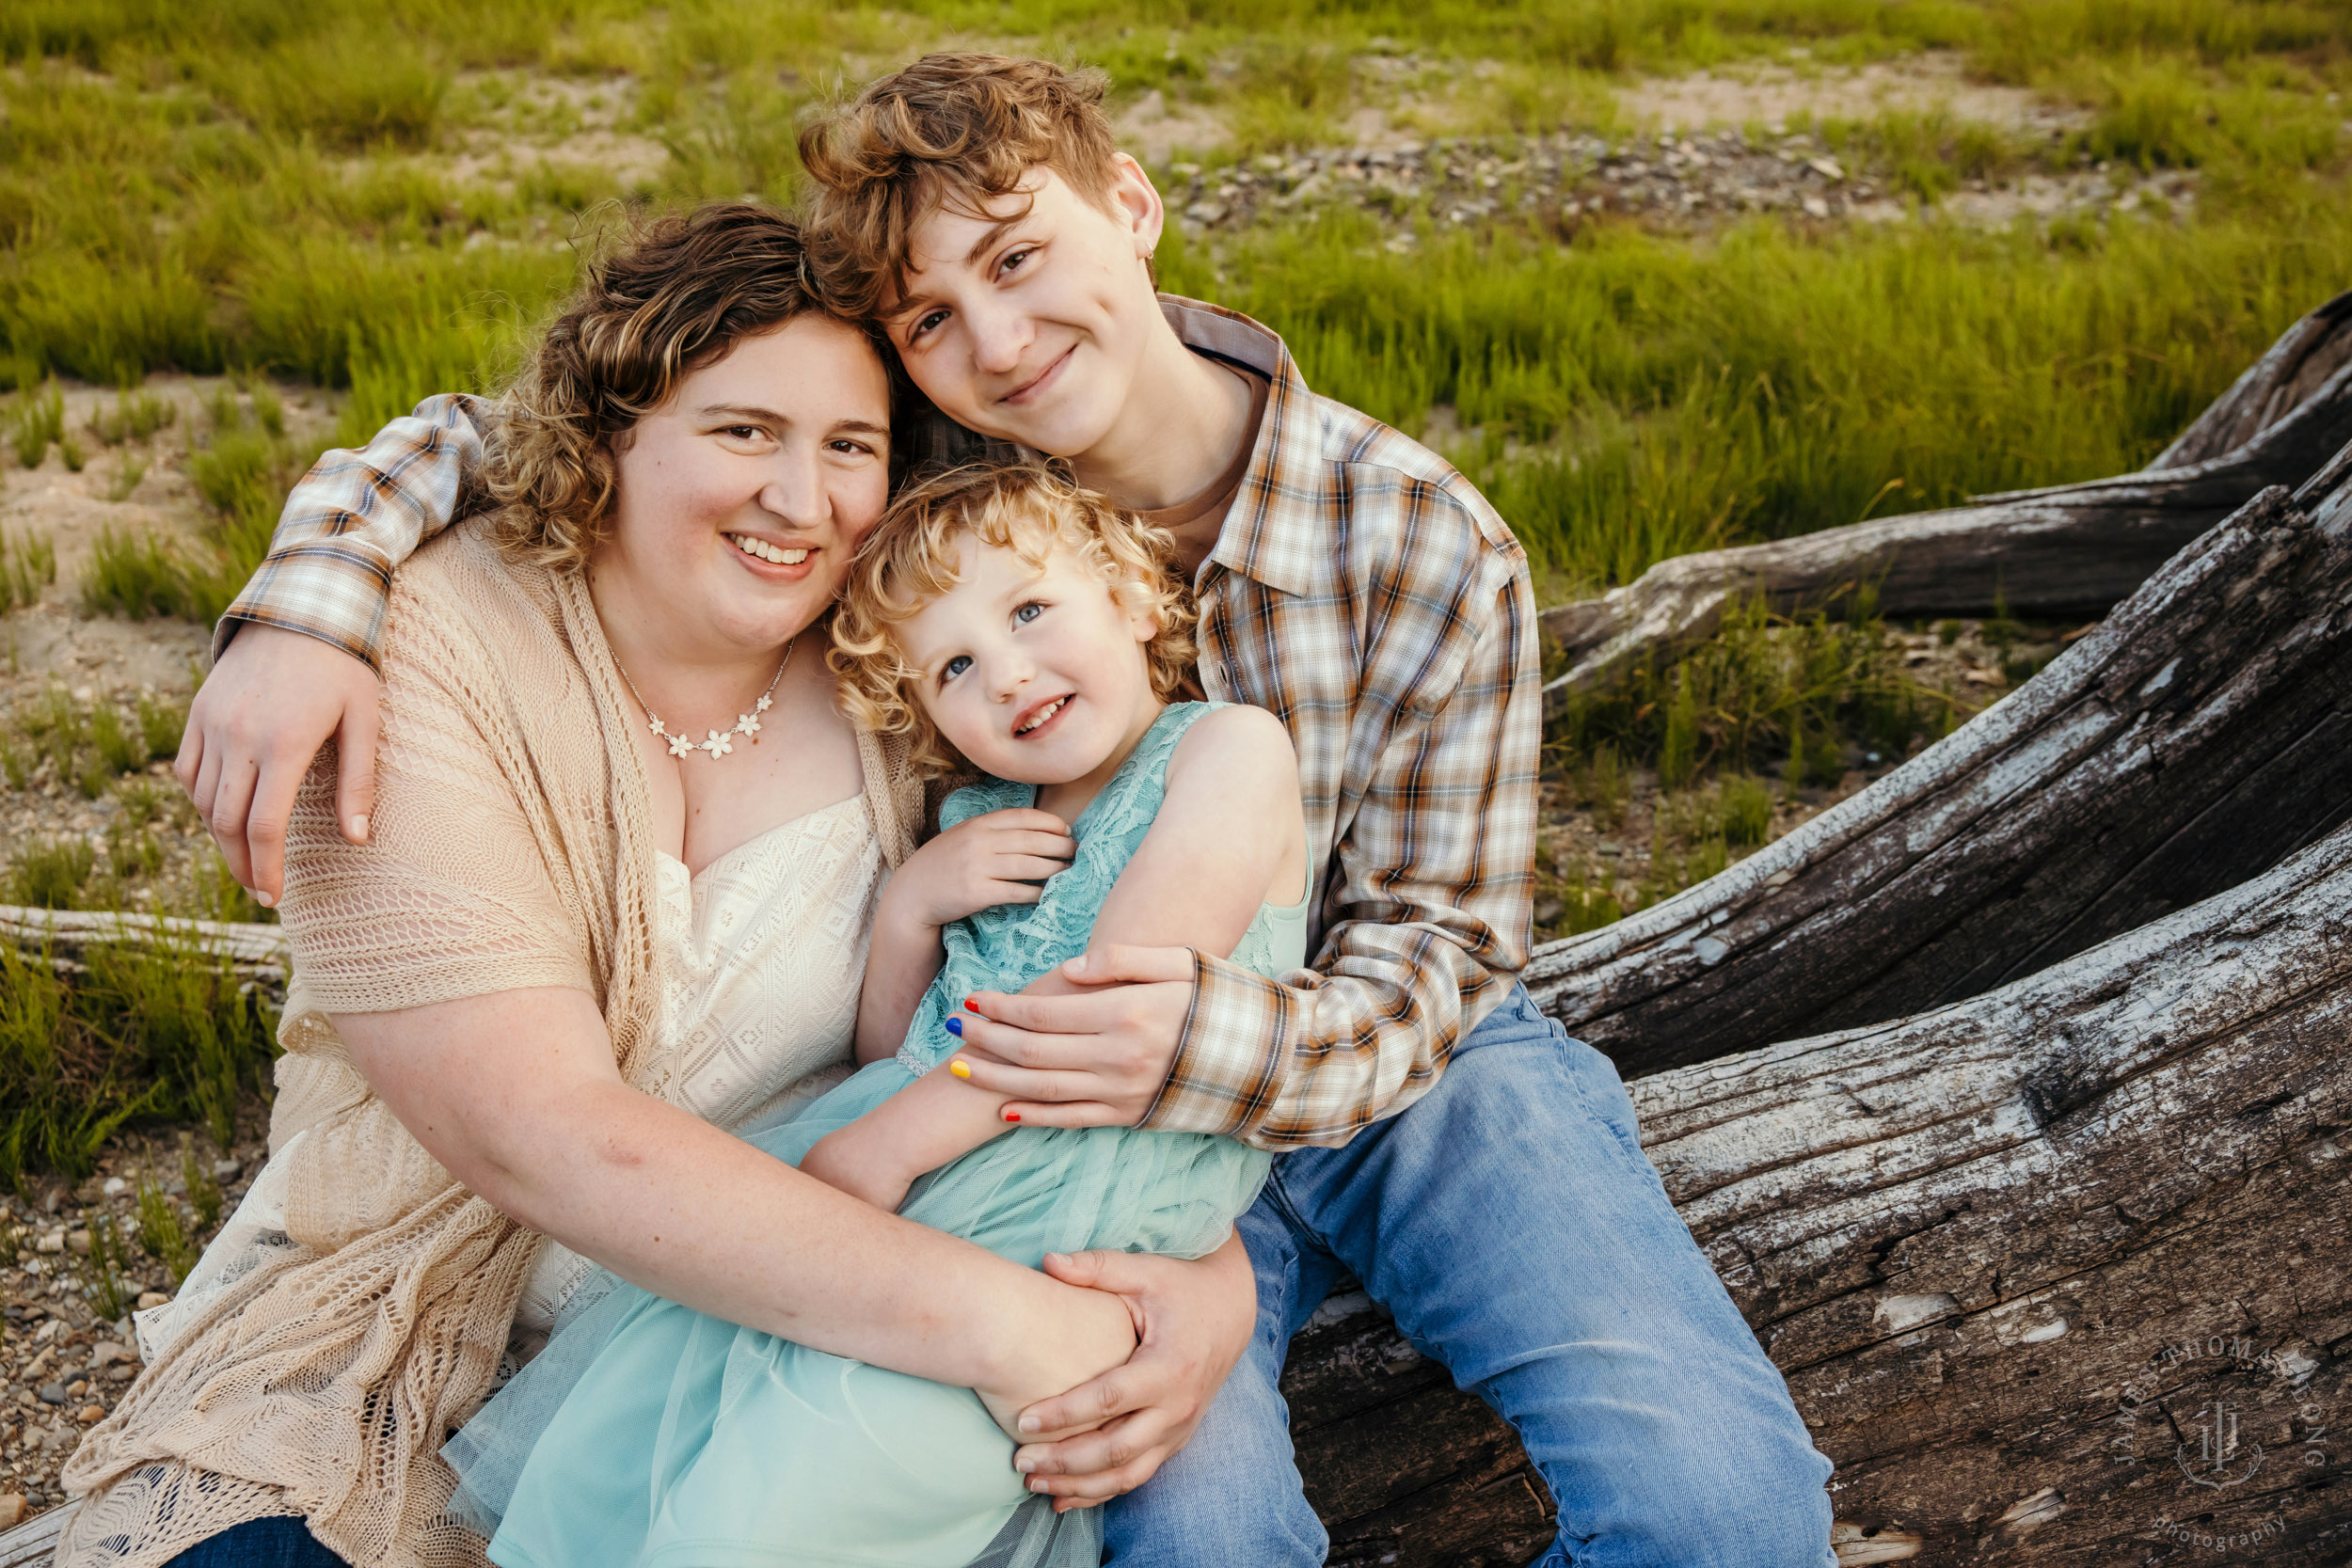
[164,1518,349,1567]
[1103,986,1835,1567]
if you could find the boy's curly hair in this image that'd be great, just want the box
[829,464,1196,777]
[797,53,1125,322]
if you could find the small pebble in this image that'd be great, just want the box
[213,1159,244,1184]
[67,1228,91,1256]
[0,1493,25,1528]
[35,1229,63,1255]
[38,1384,67,1405]
[102,1177,129,1197]
[91,1340,131,1369]
[135,1291,171,1310]
[78,1404,105,1424]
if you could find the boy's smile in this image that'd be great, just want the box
[882,161,1257,515]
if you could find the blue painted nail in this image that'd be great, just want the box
[945,1016,962,1036]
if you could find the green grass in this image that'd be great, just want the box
[0,0,2341,611]
[1163,188,2352,594]
[0,935,278,1189]
[8,385,65,467]
[4,685,183,808]
[1550,590,1965,787]
[1,523,57,611]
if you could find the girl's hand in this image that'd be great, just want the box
[886,808,1076,929]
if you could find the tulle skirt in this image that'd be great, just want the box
[443,1055,1270,1568]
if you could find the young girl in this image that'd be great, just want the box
[442,464,1309,1568]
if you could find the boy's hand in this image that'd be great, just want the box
[1010,1235,1256,1509]
[950,945,1195,1126]
[178,625,381,906]
[887,808,1075,928]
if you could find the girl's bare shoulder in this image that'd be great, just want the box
[1167,704,1297,791]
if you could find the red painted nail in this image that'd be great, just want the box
[962,996,978,1011]
[1003,1109,1021,1123]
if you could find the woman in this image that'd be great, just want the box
[59,205,1248,1568]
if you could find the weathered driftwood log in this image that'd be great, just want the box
[0,904,288,982]
[1540,288,2352,696]
[1293,817,2352,1565]
[1522,447,2352,1078]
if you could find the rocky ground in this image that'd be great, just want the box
[0,1114,269,1528]
[1165,123,2193,245]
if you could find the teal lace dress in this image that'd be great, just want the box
[443,703,1306,1568]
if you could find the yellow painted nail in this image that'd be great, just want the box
[949,1059,972,1080]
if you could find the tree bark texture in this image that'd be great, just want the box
[1523,450,2352,1078]
[1539,289,2352,696]
[1292,817,2352,1564]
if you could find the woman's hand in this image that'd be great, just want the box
[973,1270,1140,1447]
[1009,1233,1257,1510]
[883,808,1075,929]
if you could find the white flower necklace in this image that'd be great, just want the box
[613,638,793,761]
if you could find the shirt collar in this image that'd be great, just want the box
[1158,295,1332,598]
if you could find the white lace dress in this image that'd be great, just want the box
[138,792,888,1363]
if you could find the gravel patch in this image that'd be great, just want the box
[1168,126,2193,243]
[2,1121,265,1526]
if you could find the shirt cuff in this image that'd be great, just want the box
[1138,950,1298,1138]
[210,544,395,672]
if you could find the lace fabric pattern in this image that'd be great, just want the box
[515,791,884,1338]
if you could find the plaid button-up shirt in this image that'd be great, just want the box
[220,296,1539,1149]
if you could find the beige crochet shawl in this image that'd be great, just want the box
[59,521,921,1568]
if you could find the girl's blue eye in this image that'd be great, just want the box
[942,655,972,682]
[1013,602,1043,625]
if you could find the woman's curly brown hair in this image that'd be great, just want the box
[483,202,894,572]
[829,464,1197,777]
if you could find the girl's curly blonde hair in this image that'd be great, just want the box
[829,464,1197,777]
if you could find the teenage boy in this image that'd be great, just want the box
[182,54,1832,1567]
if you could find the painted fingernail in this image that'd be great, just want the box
[1019,1414,1042,1434]
[945,1017,962,1037]
[255,891,275,909]
[961,995,978,1011]
[949,1058,972,1079]
[1003,1108,1021,1122]
[349,814,369,842]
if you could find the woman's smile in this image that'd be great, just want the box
[725,530,819,580]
